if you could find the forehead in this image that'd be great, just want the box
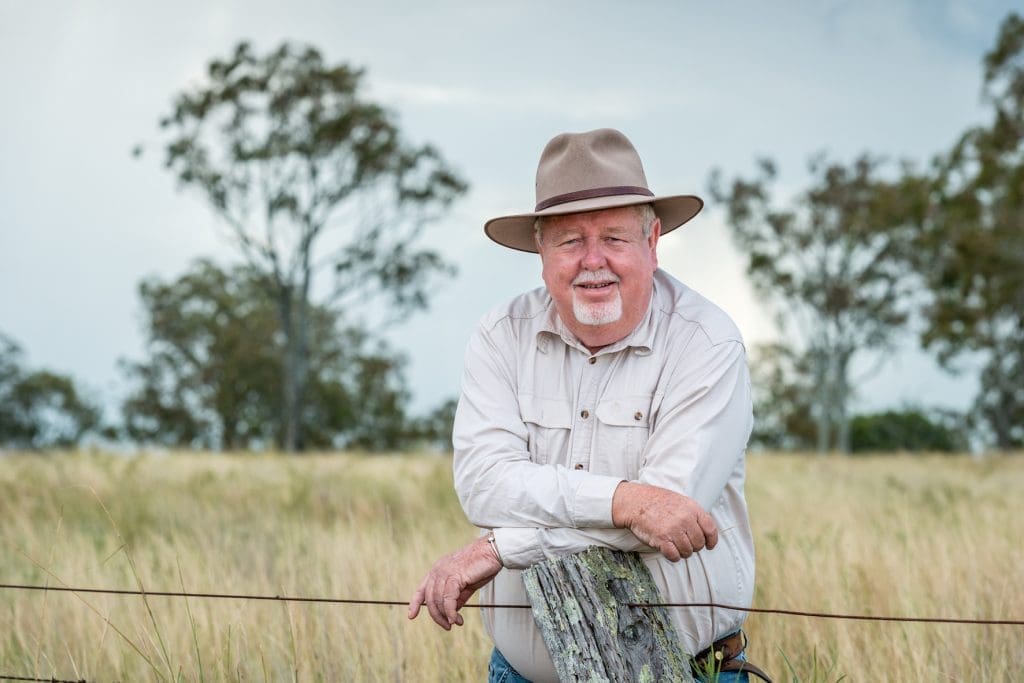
[542,206,643,234]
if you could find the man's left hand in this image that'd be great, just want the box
[407,535,502,630]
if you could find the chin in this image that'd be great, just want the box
[573,303,623,327]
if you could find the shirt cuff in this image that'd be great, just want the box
[492,527,544,569]
[570,473,624,528]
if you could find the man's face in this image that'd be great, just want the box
[537,205,660,351]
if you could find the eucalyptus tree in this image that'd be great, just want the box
[155,42,466,451]
[710,156,918,453]
[121,259,414,451]
[908,13,1024,448]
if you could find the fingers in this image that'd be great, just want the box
[415,570,473,630]
[426,574,452,630]
[659,538,682,562]
[407,583,426,620]
[672,528,697,560]
[698,508,719,550]
[408,583,452,630]
[442,577,461,627]
[682,525,705,555]
[628,487,721,561]
[409,539,504,632]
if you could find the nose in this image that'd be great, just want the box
[580,238,607,270]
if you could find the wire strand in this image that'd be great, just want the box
[3,582,1022,626]
[0,675,86,683]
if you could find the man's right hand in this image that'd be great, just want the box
[611,481,718,561]
[407,535,502,630]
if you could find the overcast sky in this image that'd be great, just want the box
[0,1,1016,423]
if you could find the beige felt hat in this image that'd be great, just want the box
[484,128,703,253]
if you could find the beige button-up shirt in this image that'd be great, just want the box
[453,269,754,682]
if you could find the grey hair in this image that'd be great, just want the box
[533,203,657,248]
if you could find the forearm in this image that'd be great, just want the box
[454,441,623,529]
[489,476,728,569]
[491,526,651,570]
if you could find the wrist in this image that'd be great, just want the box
[611,480,637,528]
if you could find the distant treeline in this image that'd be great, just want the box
[3,15,1023,454]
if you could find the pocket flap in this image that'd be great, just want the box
[596,396,651,427]
[520,397,573,429]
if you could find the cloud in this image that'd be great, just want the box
[369,79,652,120]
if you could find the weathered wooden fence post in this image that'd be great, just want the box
[522,546,694,682]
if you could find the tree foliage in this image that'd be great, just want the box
[906,13,1024,449]
[850,409,967,453]
[0,334,100,450]
[710,155,918,453]
[121,259,431,451]
[155,41,467,451]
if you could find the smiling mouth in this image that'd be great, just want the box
[574,281,618,295]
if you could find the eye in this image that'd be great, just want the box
[559,237,582,247]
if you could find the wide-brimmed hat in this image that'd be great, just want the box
[484,128,703,253]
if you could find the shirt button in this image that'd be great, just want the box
[580,409,590,419]
[574,463,585,470]
[634,411,643,421]
[588,356,597,365]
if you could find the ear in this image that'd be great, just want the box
[648,218,661,269]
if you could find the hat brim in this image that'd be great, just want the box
[484,194,704,253]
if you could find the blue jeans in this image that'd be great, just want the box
[488,647,749,682]
[488,648,530,683]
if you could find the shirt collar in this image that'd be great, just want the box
[534,302,570,354]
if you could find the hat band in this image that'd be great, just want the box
[534,185,654,211]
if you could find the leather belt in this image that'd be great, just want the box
[692,630,773,682]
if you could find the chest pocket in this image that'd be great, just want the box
[594,396,652,481]
[520,397,572,465]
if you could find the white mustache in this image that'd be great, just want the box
[572,270,620,286]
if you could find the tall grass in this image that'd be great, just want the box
[745,453,1024,680]
[1,451,1021,681]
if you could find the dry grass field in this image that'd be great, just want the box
[1,451,1021,681]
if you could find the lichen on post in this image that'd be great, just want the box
[522,546,694,682]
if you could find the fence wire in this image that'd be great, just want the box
[4,579,1021,683]
[3,581,1022,626]
[0,676,86,683]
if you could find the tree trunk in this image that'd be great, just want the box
[835,350,852,454]
[813,349,831,454]
[292,263,313,452]
[276,269,312,454]
[991,384,1015,451]
[522,546,694,682]
[990,353,1016,451]
[278,285,299,452]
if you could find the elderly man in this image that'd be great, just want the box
[408,129,765,682]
